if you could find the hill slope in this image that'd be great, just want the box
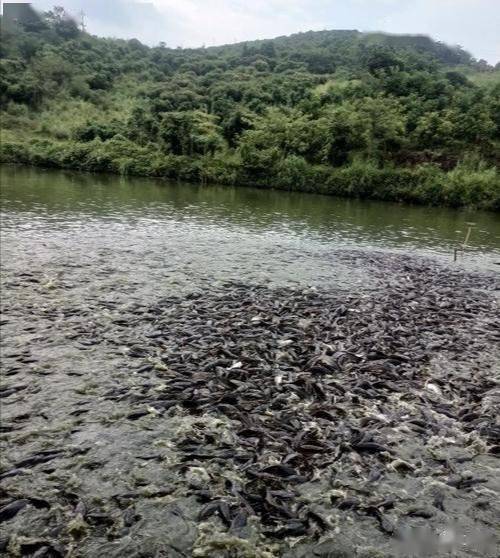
[1,8,499,208]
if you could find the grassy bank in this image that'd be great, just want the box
[1,133,499,209]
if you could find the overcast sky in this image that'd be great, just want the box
[22,0,500,63]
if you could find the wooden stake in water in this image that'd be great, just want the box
[454,222,476,262]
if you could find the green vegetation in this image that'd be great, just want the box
[1,7,499,208]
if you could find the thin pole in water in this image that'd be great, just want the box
[453,222,476,262]
[463,222,475,247]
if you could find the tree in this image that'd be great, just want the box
[362,45,404,75]
[34,51,74,87]
[318,105,368,166]
[44,6,79,39]
[159,111,223,156]
[221,109,254,147]
[414,111,455,148]
[260,41,276,58]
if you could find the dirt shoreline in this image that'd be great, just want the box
[1,252,499,557]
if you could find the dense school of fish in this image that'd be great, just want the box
[1,252,499,557]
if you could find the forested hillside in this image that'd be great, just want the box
[1,7,499,208]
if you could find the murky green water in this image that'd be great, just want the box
[1,166,499,298]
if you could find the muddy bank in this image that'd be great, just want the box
[1,252,499,557]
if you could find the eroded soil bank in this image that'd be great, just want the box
[1,252,499,557]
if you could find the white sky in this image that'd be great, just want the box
[15,0,500,63]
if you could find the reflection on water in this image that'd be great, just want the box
[1,165,499,298]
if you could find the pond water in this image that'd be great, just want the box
[1,165,499,299]
[1,165,499,557]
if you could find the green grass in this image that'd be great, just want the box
[2,128,498,210]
